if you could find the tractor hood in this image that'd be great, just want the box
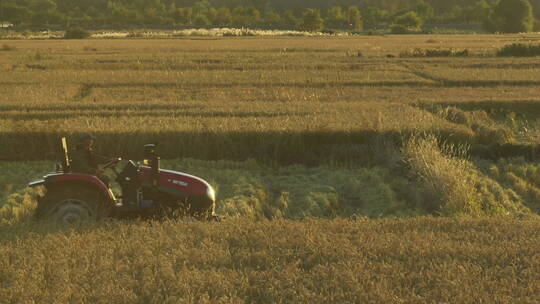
[140,167,215,200]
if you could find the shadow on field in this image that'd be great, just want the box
[71,80,540,95]
[0,129,429,165]
[401,63,540,88]
[0,104,203,112]
[71,81,437,92]
[0,221,107,242]
[1,110,310,121]
[420,99,540,118]
[463,63,540,69]
[441,80,540,87]
[1,129,537,165]
[0,82,36,86]
[94,80,540,88]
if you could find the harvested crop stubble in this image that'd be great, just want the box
[1,35,540,164]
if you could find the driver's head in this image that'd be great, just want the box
[79,133,96,149]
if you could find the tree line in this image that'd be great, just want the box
[1,0,539,33]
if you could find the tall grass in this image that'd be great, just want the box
[404,136,479,215]
[403,136,532,216]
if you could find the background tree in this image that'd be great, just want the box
[364,7,390,28]
[282,10,299,29]
[299,8,324,32]
[206,7,218,24]
[394,11,422,30]
[31,9,65,27]
[215,7,232,27]
[462,0,491,24]
[172,7,193,26]
[29,0,65,27]
[1,0,540,30]
[192,0,210,17]
[347,6,363,31]
[490,0,534,33]
[30,0,57,12]
[243,7,261,27]
[264,10,281,27]
[231,6,261,27]
[192,13,210,26]
[412,1,434,22]
[325,6,346,28]
[2,3,32,25]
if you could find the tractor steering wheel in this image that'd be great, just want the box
[102,158,122,170]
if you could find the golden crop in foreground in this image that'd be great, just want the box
[1,217,539,303]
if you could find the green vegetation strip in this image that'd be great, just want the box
[1,217,539,303]
[2,153,540,222]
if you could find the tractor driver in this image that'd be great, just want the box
[70,133,117,187]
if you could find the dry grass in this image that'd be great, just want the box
[0,217,539,303]
[403,136,477,215]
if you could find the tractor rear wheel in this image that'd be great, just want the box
[35,186,111,225]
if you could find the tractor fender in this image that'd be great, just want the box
[28,180,46,188]
[42,173,116,203]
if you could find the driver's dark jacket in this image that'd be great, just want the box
[70,145,110,174]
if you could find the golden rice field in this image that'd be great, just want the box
[1,34,539,216]
[1,34,540,303]
[0,35,539,163]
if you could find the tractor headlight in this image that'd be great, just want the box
[206,186,216,202]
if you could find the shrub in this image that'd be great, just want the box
[425,48,469,57]
[390,24,409,34]
[393,11,422,32]
[399,48,469,57]
[126,31,144,38]
[63,29,91,39]
[496,43,540,57]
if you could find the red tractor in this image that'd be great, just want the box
[29,138,217,225]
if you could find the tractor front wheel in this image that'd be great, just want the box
[35,186,111,226]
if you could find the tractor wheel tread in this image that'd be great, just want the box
[35,185,111,222]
